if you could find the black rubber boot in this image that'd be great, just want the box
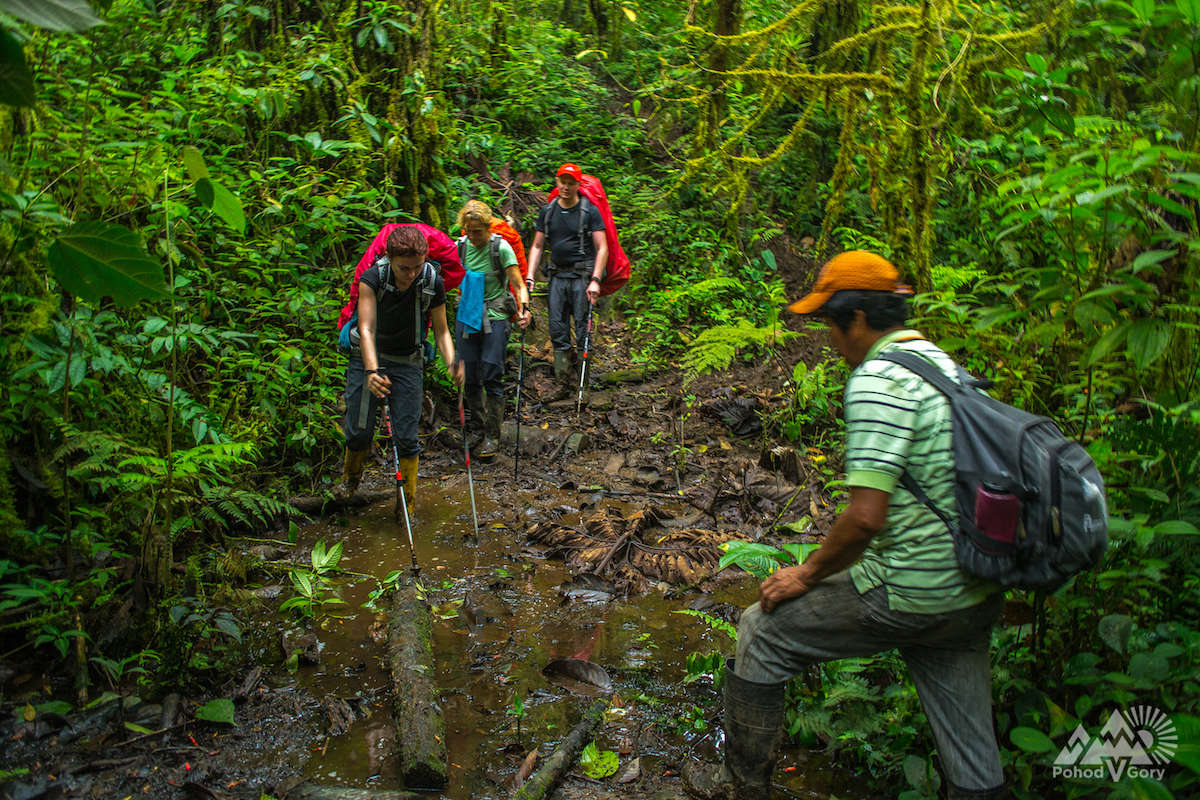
[682,659,786,800]
[465,387,486,449]
[478,398,502,461]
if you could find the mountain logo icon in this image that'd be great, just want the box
[1053,705,1178,777]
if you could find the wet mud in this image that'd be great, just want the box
[2,297,874,799]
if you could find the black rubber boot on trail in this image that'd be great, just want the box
[682,659,786,800]
[478,398,502,461]
[465,387,486,449]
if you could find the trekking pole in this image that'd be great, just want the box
[514,321,526,480]
[576,302,594,418]
[458,388,480,536]
[386,403,419,574]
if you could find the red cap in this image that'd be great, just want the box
[556,162,583,181]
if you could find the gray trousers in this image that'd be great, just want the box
[548,274,591,353]
[735,571,1005,791]
[342,354,422,457]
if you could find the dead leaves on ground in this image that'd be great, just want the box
[527,506,737,592]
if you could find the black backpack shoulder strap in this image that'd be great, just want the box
[876,350,963,399]
[456,236,466,273]
[490,233,503,279]
[577,196,592,250]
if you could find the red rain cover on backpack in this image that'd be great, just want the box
[490,217,527,279]
[336,222,464,330]
[548,174,630,296]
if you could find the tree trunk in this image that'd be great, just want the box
[388,580,446,789]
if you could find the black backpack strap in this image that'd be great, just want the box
[490,233,503,280]
[876,350,964,398]
[577,196,592,254]
[878,348,961,532]
[900,471,955,533]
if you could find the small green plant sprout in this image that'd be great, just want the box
[281,537,347,618]
[90,649,160,691]
[363,569,405,611]
[505,688,526,740]
[309,537,344,576]
[579,740,619,779]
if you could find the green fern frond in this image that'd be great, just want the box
[682,318,797,380]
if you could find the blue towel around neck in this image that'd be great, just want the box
[458,270,486,334]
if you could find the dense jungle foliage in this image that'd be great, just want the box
[1,0,1198,796]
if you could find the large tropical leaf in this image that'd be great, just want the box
[0,0,103,31]
[47,221,168,305]
[0,28,34,107]
[195,178,246,234]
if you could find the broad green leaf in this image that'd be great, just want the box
[180,145,210,181]
[36,700,72,715]
[1084,321,1130,365]
[194,697,235,725]
[1098,614,1133,654]
[1024,52,1047,73]
[1177,0,1200,24]
[47,221,168,306]
[1072,301,1113,331]
[1043,104,1074,135]
[0,28,35,107]
[194,178,246,234]
[622,5,636,21]
[1153,520,1199,535]
[1125,778,1175,800]
[1132,0,1156,20]
[0,0,103,31]
[1129,249,1174,274]
[1126,319,1171,369]
[1009,726,1055,752]
[579,741,619,779]
[1173,714,1200,774]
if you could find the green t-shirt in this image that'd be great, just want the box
[462,237,518,321]
[845,329,996,613]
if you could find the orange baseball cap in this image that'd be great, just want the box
[787,250,912,314]
[556,162,583,181]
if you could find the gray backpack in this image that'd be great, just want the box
[878,351,1109,592]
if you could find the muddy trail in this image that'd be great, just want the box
[2,294,874,800]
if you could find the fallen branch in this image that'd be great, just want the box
[511,698,607,800]
[286,490,392,516]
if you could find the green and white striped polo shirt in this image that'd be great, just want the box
[845,329,996,614]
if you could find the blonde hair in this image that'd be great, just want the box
[456,199,492,229]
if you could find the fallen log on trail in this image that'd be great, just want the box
[388,580,446,789]
[287,785,424,800]
[287,490,391,516]
[510,698,607,800]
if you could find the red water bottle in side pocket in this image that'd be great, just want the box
[975,480,1020,548]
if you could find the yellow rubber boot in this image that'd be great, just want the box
[335,448,370,500]
[397,456,419,501]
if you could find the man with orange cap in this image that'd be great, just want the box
[683,251,1005,800]
[526,162,608,395]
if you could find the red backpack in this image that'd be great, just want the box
[547,174,630,296]
[336,222,464,331]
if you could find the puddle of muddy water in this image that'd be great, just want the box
[278,474,869,800]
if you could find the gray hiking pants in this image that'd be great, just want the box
[548,274,592,354]
[343,353,422,457]
[735,571,1005,792]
